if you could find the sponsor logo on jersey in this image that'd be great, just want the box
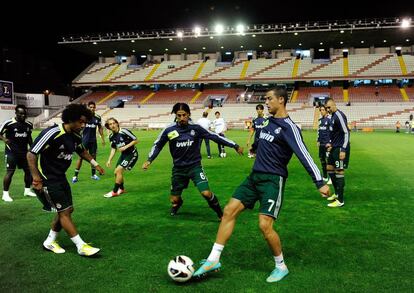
[260,131,275,142]
[190,130,195,136]
[176,139,194,147]
[15,132,28,137]
[168,130,179,140]
[85,123,97,128]
[57,152,73,160]
[59,144,65,149]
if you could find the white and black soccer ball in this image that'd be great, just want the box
[167,255,195,283]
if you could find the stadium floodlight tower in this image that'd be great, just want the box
[236,24,245,35]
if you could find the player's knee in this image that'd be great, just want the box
[258,217,273,235]
[201,190,212,198]
[223,204,237,219]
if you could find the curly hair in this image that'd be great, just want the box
[62,104,93,123]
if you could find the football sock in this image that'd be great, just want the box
[91,168,96,176]
[205,193,223,218]
[207,243,224,262]
[74,169,79,177]
[70,234,86,250]
[113,183,121,193]
[328,171,337,193]
[274,253,287,270]
[44,229,58,245]
[335,174,345,203]
[119,182,124,190]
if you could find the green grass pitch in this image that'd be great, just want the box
[0,129,413,292]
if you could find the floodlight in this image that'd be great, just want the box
[236,24,244,34]
[401,18,410,28]
[177,31,183,38]
[215,24,224,35]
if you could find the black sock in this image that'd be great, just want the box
[91,168,96,176]
[74,169,79,177]
[328,171,337,194]
[113,183,121,193]
[335,174,345,203]
[321,161,327,178]
[119,183,124,190]
[205,193,223,218]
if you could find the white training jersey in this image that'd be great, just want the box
[197,117,211,131]
[213,118,226,134]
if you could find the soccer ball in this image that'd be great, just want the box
[167,255,195,283]
[220,152,227,158]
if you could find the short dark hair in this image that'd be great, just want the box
[61,104,93,123]
[88,101,96,107]
[15,105,27,113]
[104,117,119,130]
[202,112,208,118]
[256,104,264,110]
[215,111,220,115]
[171,103,191,115]
[268,87,288,105]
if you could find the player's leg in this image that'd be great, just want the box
[169,166,188,215]
[23,167,36,197]
[319,145,328,180]
[257,174,289,282]
[192,165,223,219]
[193,198,245,277]
[205,138,211,158]
[90,142,99,180]
[326,149,338,200]
[2,153,16,201]
[72,157,83,183]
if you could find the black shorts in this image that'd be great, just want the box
[36,180,72,212]
[83,141,98,156]
[5,152,28,170]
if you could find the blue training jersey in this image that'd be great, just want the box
[82,114,102,144]
[252,116,324,189]
[329,110,350,151]
[252,116,266,142]
[148,121,239,167]
[317,116,331,145]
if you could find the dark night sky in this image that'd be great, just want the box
[2,1,413,94]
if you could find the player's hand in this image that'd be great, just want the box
[235,146,244,155]
[32,178,43,190]
[317,142,320,147]
[96,165,105,175]
[106,161,111,168]
[339,151,346,160]
[319,185,330,198]
[326,143,332,152]
[118,146,126,152]
[142,161,151,170]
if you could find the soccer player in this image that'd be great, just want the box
[196,112,212,159]
[325,98,350,207]
[193,87,330,282]
[212,111,227,157]
[142,103,243,219]
[0,105,36,202]
[27,104,104,256]
[317,105,331,184]
[72,101,105,183]
[104,118,138,198]
[246,104,266,158]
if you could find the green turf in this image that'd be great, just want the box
[0,129,413,292]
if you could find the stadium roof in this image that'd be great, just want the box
[60,18,414,56]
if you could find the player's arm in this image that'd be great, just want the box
[284,124,329,196]
[198,126,243,155]
[143,129,169,170]
[27,152,43,190]
[77,144,105,175]
[119,129,138,152]
[337,113,350,159]
[0,121,10,144]
[106,147,117,168]
[98,123,105,146]
[246,124,255,147]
